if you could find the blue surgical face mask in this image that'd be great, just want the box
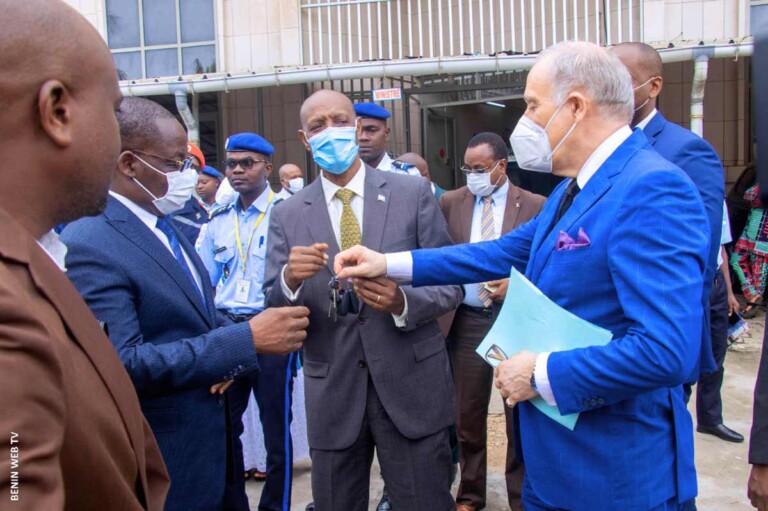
[306,126,359,175]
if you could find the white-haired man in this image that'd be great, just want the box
[334,41,709,511]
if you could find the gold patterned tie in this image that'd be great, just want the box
[335,188,362,250]
[478,196,495,307]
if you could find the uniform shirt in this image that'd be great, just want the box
[275,187,293,202]
[198,186,275,314]
[463,180,510,307]
[376,152,422,178]
[110,191,203,293]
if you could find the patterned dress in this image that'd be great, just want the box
[730,184,768,302]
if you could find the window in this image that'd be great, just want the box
[107,0,216,81]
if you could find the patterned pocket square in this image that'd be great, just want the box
[555,227,591,251]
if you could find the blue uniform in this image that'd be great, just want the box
[198,185,296,511]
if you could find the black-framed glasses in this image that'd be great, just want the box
[223,157,269,171]
[129,149,194,172]
[460,159,502,176]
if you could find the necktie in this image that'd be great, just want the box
[156,217,202,299]
[555,179,581,224]
[335,188,362,250]
[477,196,495,308]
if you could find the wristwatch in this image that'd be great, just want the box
[530,360,538,392]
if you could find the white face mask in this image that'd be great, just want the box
[133,155,197,215]
[466,162,502,197]
[286,177,304,194]
[509,103,578,174]
[633,77,655,113]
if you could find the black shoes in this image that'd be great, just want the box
[697,423,745,443]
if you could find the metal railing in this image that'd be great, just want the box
[299,0,643,66]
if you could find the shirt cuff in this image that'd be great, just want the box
[535,352,556,406]
[280,265,303,302]
[391,288,409,328]
[385,252,414,283]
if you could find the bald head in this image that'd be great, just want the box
[0,0,122,236]
[397,153,430,180]
[300,89,356,131]
[610,43,664,126]
[279,163,303,180]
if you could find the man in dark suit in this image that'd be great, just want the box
[441,132,545,511]
[62,97,309,511]
[613,43,741,444]
[0,1,170,509]
[749,322,768,509]
[264,89,463,511]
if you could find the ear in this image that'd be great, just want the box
[384,127,391,142]
[38,80,73,148]
[355,117,363,139]
[649,76,664,100]
[116,151,139,178]
[264,162,274,178]
[567,92,589,123]
[298,130,311,152]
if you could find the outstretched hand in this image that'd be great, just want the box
[334,245,388,280]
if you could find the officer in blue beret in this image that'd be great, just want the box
[354,103,420,179]
[196,165,223,213]
[198,132,297,511]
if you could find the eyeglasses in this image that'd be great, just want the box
[223,157,269,171]
[460,160,502,176]
[129,150,194,172]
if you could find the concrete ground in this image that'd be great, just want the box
[246,307,765,510]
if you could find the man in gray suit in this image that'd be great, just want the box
[263,89,463,511]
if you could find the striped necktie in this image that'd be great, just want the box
[477,196,495,307]
[156,217,203,300]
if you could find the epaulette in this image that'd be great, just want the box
[209,204,233,220]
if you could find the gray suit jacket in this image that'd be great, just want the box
[264,165,463,451]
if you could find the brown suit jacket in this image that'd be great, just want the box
[0,207,169,511]
[437,182,546,335]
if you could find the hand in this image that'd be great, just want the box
[494,350,539,407]
[353,277,405,315]
[728,291,740,316]
[285,243,328,291]
[749,464,768,510]
[335,245,387,280]
[488,279,509,302]
[248,306,309,354]
[210,380,234,395]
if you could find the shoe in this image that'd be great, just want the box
[305,503,315,511]
[696,423,744,443]
[456,504,477,511]
[377,489,392,511]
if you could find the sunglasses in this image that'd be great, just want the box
[222,157,269,171]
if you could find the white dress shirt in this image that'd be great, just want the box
[38,230,68,272]
[110,191,204,293]
[386,125,634,406]
[463,180,509,307]
[635,108,658,131]
[275,187,293,202]
[280,164,409,326]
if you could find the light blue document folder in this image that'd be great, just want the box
[475,267,613,430]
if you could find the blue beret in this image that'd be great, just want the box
[225,133,274,155]
[201,165,223,179]
[354,102,391,120]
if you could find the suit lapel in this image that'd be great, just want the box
[362,168,390,252]
[458,189,474,244]
[105,198,212,326]
[302,180,339,280]
[642,111,666,147]
[501,184,523,234]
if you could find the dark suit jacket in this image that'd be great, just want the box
[437,182,546,334]
[61,196,259,511]
[643,112,725,374]
[264,166,464,451]
[751,320,768,465]
[0,207,169,510]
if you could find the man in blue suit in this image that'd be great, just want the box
[62,97,309,511]
[334,42,709,510]
[612,43,742,445]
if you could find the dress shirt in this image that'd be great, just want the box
[463,180,510,307]
[635,108,658,131]
[38,230,68,272]
[386,126,634,405]
[198,186,274,314]
[109,191,203,293]
[275,188,293,202]
[717,201,731,266]
[280,163,408,326]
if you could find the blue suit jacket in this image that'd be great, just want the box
[411,130,708,510]
[61,197,259,511]
[644,112,724,374]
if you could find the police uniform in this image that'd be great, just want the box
[172,196,209,245]
[354,102,421,177]
[197,133,296,511]
[199,165,224,213]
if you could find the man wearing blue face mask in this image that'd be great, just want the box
[263,89,464,511]
[334,42,710,511]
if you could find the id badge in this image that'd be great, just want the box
[234,279,251,303]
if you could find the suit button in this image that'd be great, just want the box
[357,315,367,325]
[358,360,367,368]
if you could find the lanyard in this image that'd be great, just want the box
[233,190,273,275]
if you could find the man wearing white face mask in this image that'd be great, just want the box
[334,42,710,510]
[61,97,310,511]
[275,162,305,200]
[438,132,544,511]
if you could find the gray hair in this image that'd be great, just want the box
[537,41,634,122]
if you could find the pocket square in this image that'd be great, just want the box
[555,227,591,251]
